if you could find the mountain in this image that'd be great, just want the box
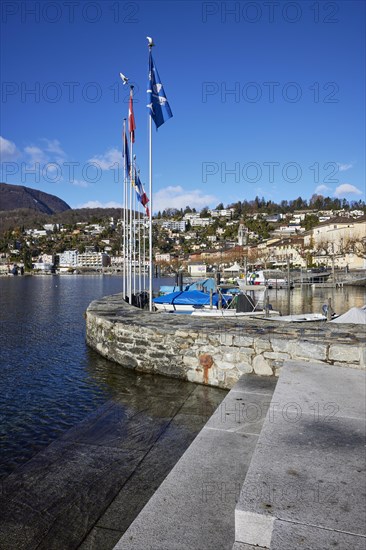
[0,182,71,214]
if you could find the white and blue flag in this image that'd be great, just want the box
[147,51,173,129]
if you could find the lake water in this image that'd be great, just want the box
[0,275,364,478]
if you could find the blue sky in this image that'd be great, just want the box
[1,0,365,212]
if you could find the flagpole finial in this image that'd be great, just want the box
[146,36,155,48]
[119,72,129,85]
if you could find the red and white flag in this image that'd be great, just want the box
[128,89,136,143]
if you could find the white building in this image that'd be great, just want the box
[155,253,171,262]
[58,250,78,267]
[305,217,366,269]
[188,263,207,276]
[78,251,110,268]
[190,218,212,227]
[162,220,186,231]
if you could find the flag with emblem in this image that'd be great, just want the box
[147,51,173,129]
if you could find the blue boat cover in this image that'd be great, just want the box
[159,278,216,296]
[153,290,231,307]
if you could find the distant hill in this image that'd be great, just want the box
[0,182,71,214]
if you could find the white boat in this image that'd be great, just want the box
[191,308,281,318]
[268,313,327,323]
[237,281,267,292]
[153,290,232,313]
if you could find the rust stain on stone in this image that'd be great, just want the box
[199,354,214,384]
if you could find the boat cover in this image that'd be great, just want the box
[159,278,216,295]
[330,306,366,325]
[153,290,231,307]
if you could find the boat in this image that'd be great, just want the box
[153,289,233,312]
[159,277,216,295]
[191,291,280,318]
[267,313,327,323]
[266,278,294,290]
[190,308,280,318]
[330,306,366,324]
[237,270,294,290]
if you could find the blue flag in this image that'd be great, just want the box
[123,129,131,177]
[147,51,173,129]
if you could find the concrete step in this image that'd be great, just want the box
[113,375,277,550]
[234,360,366,549]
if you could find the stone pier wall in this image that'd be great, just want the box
[85,293,365,389]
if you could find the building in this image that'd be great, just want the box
[78,251,111,268]
[155,253,171,262]
[58,250,78,267]
[238,222,248,246]
[187,262,207,276]
[162,220,186,231]
[190,218,212,227]
[304,217,366,269]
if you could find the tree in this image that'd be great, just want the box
[22,246,33,271]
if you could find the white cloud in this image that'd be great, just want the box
[337,163,353,172]
[77,200,123,209]
[24,145,48,165]
[42,138,66,157]
[334,184,363,197]
[88,148,121,171]
[315,184,331,195]
[0,136,20,160]
[154,185,218,213]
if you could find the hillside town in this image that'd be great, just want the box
[1,201,365,275]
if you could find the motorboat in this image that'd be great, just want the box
[153,289,232,312]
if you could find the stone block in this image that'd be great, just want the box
[288,340,327,361]
[236,362,253,374]
[220,333,234,346]
[252,355,273,376]
[329,344,361,364]
[236,363,366,548]
[237,348,254,360]
[254,339,272,354]
[270,519,366,550]
[235,511,275,548]
[270,337,291,354]
[332,362,363,370]
[215,360,236,371]
[233,335,254,348]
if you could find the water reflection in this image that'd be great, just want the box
[0,276,226,479]
[265,286,366,316]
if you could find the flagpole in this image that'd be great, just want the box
[146,37,172,309]
[132,158,136,297]
[128,85,134,304]
[122,119,126,298]
[143,213,146,291]
[148,106,153,311]
[138,172,142,293]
